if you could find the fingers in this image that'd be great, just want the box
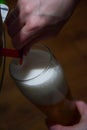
[5,7,19,26]
[12,24,41,49]
[49,101,87,130]
[7,17,25,37]
[5,5,66,51]
[12,26,46,50]
[22,20,66,53]
[49,125,73,130]
[5,6,26,38]
[75,101,87,120]
[14,20,60,49]
[10,16,48,49]
[50,125,64,130]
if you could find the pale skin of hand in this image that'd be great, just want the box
[49,101,87,130]
[6,0,79,53]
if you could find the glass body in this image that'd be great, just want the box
[9,44,80,126]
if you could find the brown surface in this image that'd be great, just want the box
[0,1,87,129]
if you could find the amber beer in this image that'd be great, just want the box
[9,44,80,126]
[38,90,80,126]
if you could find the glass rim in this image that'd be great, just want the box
[9,43,53,81]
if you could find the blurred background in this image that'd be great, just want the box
[0,0,87,129]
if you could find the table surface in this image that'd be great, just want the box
[0,1,87,130]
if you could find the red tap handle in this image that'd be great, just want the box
[0,48,23,65]
[0,48,23,58]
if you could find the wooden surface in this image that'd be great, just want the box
[0,1,87,129]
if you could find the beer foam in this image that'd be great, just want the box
[10,50,51,80]
[10,49,68,105]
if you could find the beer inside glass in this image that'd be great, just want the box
[9,44,80,126]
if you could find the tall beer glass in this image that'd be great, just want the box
[9,44,80,126]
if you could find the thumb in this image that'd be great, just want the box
[49,125,73,130]
[49,101,87,130]
[75,101,87,119]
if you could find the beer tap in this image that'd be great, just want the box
[0,2,23,90]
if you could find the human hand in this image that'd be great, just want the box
[49,101,87,130]
[6,0,79,52]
